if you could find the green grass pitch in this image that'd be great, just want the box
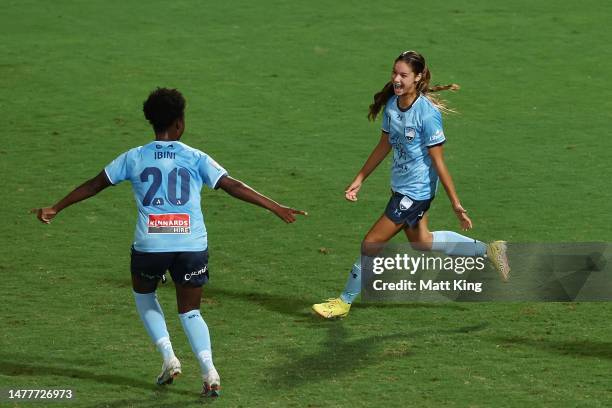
[2,0,612,406]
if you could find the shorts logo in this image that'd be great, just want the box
[399,196,413,211]
[148,213,191,234]
[184,266,208,281]
[404,127,416,143]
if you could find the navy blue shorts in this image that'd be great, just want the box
[384,192,433,227]
[130,247,210,287]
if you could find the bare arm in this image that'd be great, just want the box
[428,145,472,230]
[216,176,306,223]
[345,132,392,201]
[32,170,112,224]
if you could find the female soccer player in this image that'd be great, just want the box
[32,88,306,397]
[312,51,509,319]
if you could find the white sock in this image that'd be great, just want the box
[155,337,176,363]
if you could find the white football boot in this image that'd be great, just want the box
[156,356,182,385]
[201,367,221,398]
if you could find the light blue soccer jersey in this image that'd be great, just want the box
[104,141,227,252]
[382,94,446,200]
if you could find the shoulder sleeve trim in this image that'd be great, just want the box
[103,168,116,185]
[426,141,446,149]
[211,171,228,189]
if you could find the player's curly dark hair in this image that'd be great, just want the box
[143,87,186,133]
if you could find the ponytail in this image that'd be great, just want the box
[428,83,460,92]
[418,65,460,113]
[423,83,460,114]
[368,82,394,121]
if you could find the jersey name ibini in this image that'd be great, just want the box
[382,94,446,200]
[104,141,227,252]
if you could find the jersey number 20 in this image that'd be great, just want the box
[140,167,190,206]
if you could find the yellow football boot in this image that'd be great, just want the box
[312,298,351,318]
[487,240,510,282]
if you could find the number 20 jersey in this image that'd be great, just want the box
[104,140,227,252]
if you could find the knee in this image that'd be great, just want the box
[132,273,158,294]
[175,284,203,314]
[409,241,432,252]
[405,229,433,252]
[361,239,385,257]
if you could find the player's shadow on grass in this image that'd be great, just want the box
[491,336,612,360]
[0,354,195,399]
[265,321,489,389]
[209,288,468,318]
[86,395,216,408]
[357,302,468,311]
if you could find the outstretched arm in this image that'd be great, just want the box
[31,170,112,224]
[345,132,391,201]
[216,176,306,223]
[428,145,472,230]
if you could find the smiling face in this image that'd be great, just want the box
[391,60,422,96]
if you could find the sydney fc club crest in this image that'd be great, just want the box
[399,196,413,211]
[404,127,416,143]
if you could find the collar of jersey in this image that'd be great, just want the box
[396,93,420,113]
